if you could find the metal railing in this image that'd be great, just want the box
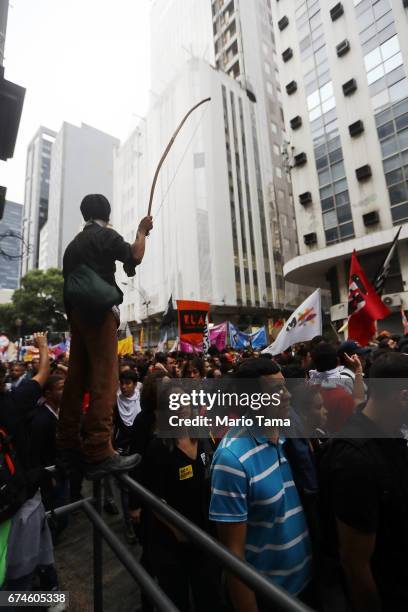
[49,474,312,612]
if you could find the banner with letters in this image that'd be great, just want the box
[177,300,210,346]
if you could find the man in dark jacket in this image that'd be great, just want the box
[320,352,408,611]
[58,193,152,479]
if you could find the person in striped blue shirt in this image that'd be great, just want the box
[210,358,312,612]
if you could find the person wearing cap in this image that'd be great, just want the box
[57,194,153,479]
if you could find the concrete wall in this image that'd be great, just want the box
[47,123,119,269]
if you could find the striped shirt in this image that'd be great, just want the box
[209,427,312,596]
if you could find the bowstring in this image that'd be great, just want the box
[153,102,210,218]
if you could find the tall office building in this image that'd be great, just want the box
[21,127,56,275]
[0,200,22,294]
[114,0,306,338]
[150,0,215,93]
[212,0,302,307]
[115,58,287,339]
[272,0,408,328]
[45,122,119,269]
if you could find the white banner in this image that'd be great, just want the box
[262,289,322,356]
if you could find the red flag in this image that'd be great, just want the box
[348,251,391,347]
[176,300,210,346]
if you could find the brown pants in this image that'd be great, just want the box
[57,309,118,463]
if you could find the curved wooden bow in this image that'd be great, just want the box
[147,97,211,216]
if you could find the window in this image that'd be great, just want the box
[390,79,408,104]
[385,53,403,75]
[398,128,408,150]
[381,134,398,157]
[378,120,394,139]
[318,168,331,185]
[320,81,333,101]
[380,34,399,61]
[367,63,385,84]
[331,161,345,180]
[307,90,320,110]
[364,46,382,71]
[321,196,334,211]
[386,168,404,186]
[323,210,337,228]
[389,182,408,205]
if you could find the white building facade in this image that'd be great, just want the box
[212,0,304,307]
[150,0,215,92]
[272,0,408,327]
[46,122,119,269]
[114,58,287,329]
[21,126,56,275]
[115,0,310,335]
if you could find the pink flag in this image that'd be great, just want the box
[210,322,228,350]
[179,322,228,353]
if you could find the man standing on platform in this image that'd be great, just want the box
[58,193,153,479]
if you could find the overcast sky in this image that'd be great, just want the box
[2,0,151,204]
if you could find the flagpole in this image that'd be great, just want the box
[372,226,402,293]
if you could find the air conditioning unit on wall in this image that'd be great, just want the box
[382,293,402,308]
[330,302,348,322]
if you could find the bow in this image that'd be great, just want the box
[147,97,211,216]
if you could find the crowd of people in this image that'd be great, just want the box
[1,329,408,612]
[1,194,407,612]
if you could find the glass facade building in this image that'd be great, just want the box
[354,0,408,224]
[296,0,354,246]
[0,201,23,290]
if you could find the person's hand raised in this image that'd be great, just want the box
[343,352,363,374]
[33,331,48,350]
[138,216,153,237]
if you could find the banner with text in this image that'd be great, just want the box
[177,300,210,346]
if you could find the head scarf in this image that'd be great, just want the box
[117,384,141,427]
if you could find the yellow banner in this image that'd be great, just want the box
[118,336,133,356]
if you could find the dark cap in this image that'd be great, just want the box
[80,194,111,222]
[236,357,281,378]
[338,340,371,357]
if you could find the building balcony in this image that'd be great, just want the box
[283,226,408,287]
[215,29,238,56]
[213,11,236,41]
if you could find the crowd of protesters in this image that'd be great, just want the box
[1,194,407,611]
[1,328,408,612]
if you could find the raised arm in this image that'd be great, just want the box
[131,216,153,265]
[32,332,50,388]
[343,353,366,406]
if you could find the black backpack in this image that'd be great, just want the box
[0,427,28,523]
[64,236,122,315]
